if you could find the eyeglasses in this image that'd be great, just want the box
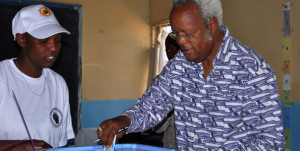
[168,29,198,41]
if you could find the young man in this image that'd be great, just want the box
[98,0,285,150]
[0,4,74,150]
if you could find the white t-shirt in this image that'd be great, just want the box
[0,59,75,148]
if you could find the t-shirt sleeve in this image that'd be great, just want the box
[58,78,75,147]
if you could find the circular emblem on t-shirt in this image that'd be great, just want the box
[39,7,51,16]
[50,108,63,127]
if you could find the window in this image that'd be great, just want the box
[148,24,172,86]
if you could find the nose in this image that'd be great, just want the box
[176,36,187,46]
[48,40,60,53]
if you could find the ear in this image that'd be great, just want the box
[16,33,26,48]
[208,17,219,35]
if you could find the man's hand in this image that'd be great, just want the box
[97,115,131,149]
[0,140,52,151]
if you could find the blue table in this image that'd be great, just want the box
[44,144,177,151]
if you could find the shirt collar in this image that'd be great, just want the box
[215,25,231,61]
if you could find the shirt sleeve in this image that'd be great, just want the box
[237,66,285,150]
[0,62,5,105]
[121,64,175,133]
[59,78,75,147]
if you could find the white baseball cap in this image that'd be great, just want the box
[12,4,70,40]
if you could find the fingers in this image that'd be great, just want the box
[97,116,131,148]
[101,124,111,148]
[97,122,115,148]
[97,125,104,138]
[105,129,116,149]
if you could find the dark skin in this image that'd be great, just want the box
[165,35,180,60]
[97,2,225,148]
[14,33,62,78]
[0,140,52,151]
[97,116,131,149]
[170,2,224,78]
[0,33,61,150]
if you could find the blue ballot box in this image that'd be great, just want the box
[45,144,177,151]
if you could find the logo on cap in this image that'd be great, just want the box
[39,7,51,16]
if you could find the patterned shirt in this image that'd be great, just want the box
[122,26,285,151]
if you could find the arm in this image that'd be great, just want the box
[97,63,176,148]
[0,140,52,151]
[238,70,285,150]
[121,67,175,133]
[58,77,75,147]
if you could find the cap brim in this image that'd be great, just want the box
[27,23,70,39]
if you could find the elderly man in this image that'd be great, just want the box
[98,0,285,150]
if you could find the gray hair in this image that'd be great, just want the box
[173,0,223,28]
